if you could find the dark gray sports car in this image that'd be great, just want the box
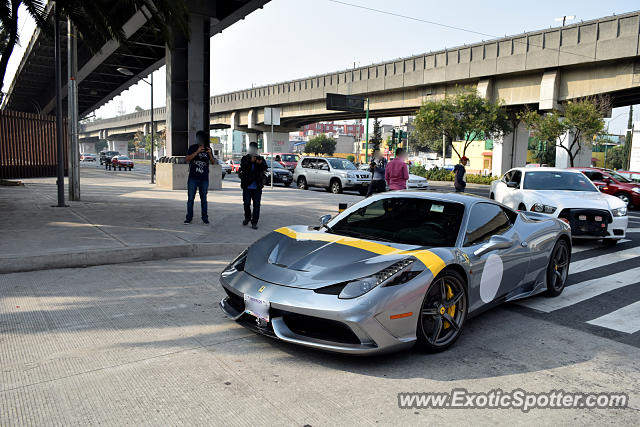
[219,192,571,354]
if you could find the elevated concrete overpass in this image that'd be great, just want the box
[80,10,640,173]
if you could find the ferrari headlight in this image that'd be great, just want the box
[632,187,640,193]
[612,207,627,217]
[222,249,248,276]
[531,203,557,214]
[338,258,417,299]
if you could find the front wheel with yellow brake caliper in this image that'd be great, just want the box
[416,269,468,352]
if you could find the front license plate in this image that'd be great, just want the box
[595,216,603,222]
[579,215,587,221]
[244,294,270,322]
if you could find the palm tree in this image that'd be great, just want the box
[0,0,189,101]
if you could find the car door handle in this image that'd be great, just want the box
[521,241,528,247]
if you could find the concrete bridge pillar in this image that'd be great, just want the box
[165,8,212,156]
[491,122,529,176]
[555,130,593,168]
[108,140,128,154]
[79,142,95,154]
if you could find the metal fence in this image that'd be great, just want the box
[0,110,68,179]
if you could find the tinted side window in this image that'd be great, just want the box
[502,171,513,182]
[464,203,512,246]
[590,172,605,181]
[301,159,313,168]
[317,160,329,171]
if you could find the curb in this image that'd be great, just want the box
[0,243,249,274]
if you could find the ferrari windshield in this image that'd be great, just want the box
[523,171,598,192]
[330,197,464,247]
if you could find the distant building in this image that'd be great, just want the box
[211,128,246,158]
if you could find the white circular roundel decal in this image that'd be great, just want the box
[479,254,503,303]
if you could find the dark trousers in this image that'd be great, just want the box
[243,188,262,225]
[366,179,386,197]
[186,178,209,221]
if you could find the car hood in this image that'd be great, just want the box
[524,190,625,211]
[244,225,444,289]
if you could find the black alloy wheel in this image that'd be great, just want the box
[416,270,467,352]
[545,239,569,297]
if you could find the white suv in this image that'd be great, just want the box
[294,157,371,194]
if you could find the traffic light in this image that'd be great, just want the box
[391,129,396,147]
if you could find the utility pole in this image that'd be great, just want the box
[54,3,66,207]
[67,19,80,201]
[364,98,370,162]
[625,105,633,170]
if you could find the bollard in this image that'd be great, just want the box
[338,203,347,213]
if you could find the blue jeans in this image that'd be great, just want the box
[186,178,209,222]
[243,188,262,225]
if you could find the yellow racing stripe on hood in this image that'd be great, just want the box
[274,227,446,277]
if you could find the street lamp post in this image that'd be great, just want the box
[117,68,154,184]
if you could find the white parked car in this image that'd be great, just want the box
[490,167,628,244]
[407,174,429,189]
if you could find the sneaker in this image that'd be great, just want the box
[203,218,209,224]
[251,224,258,230]
[242,219,250,226]
[184,220,191,225]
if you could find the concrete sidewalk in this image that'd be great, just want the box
[0,168,362,273]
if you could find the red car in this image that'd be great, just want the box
[226,159,241,173]
[111,155,134,171]
[263,152,299,172]
[571,167,640,207]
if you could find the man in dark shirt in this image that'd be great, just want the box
[366,149,387,197]
[453,156,468,192]
[239,142,268,229]
[184,130,216,224]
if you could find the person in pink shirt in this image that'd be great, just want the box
[385,148,409,190]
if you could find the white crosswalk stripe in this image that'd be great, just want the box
[586,301,640,334]
[571,239,631,253]
[516,267,640,313]
[569,244,640,274]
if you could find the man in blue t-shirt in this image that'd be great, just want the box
[184,130,216,224]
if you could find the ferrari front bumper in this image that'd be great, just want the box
[219,271,423,355]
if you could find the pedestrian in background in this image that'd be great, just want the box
[184,130,215,225]
[239,142,268,229]
[366,149,387,196]
[454,156,469,192]
[385,147,409,191]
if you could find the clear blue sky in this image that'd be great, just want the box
[5,0,640,131]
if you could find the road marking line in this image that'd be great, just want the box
[516,267,640,313]
[586,301,640,333]
[569,244,640,274]
[625,228,640,233]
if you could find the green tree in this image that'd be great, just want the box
[623,105,633,169]
[521,97,609,167]
[413,86,511,158]
[0,0,188,102]
[369,118,382,151]
[606,145,626,170]
[305,134,335,155]
[95,139,107,153]
[134,105,144,112]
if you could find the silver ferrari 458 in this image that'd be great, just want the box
[219,192,571,354]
